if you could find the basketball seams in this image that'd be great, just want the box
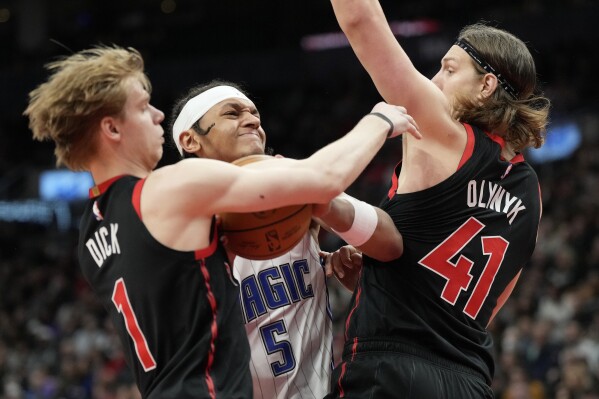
[222,205,311,233]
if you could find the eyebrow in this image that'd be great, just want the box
[441,57,458,64]
[221,101,260,115]
[138,92,151,105]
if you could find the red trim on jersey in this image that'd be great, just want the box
[485,132,526,164]
[337,362,347,398]
[132,179,145,220]
[88,175,126,198]
[344,284,362,342]
[351,337,359,362]
[199,259,218,399]
[194,223,220,398]
[387,161,401,200]
[194,222,219,260]
[458,124,476,169]
[488,270,521,327]
[336,277,364,397]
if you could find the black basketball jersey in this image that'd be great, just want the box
[78,175,251,399]
[344,124,542,384]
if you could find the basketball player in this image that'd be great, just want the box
[317,1,552,398]
[170,80,408,398]
[24,45,420,399]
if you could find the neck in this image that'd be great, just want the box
[502,143,517,161]
[88,158,151,185]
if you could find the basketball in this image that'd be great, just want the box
[220,154,313,260]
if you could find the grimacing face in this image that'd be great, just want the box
[192,98,267,163]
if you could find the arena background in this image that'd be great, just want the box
[1,0,598,398]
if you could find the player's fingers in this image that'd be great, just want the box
[331,251,345,279]
[395,105,407,114]
[404,114,422,139]
[349,252,363,268]
[339,246,354,269]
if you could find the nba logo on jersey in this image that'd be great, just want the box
[93,201,103,221]
[266,230,281,252]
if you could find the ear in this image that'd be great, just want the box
[480,73,498,99]
[99,116,121,142]
[180,130,201,154]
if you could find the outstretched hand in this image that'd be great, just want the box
[320,245,363,292]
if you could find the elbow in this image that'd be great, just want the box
[360,213,404,262]
[359,238,403,262]
[338,13,362,31]
[335,2,380,32]
[320,182,345,203]
[378,242,403,262]
[317,169,349,201]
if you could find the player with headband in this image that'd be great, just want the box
[25,45,421,399]
[319,1,551,398]
[169,80,410,398]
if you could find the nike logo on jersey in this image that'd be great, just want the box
[85,223,121,267]
[467,180,526,224]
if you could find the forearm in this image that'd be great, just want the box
[314,196,355,233]
[331,0,382,31]
[331,0,425,111]
[305,114,390,195]
[319,194,403,262]
[357,209,403,262]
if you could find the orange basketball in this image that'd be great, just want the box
[220,154,313,260]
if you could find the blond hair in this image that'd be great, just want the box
[24,45,150,170]
[453,23,550,151]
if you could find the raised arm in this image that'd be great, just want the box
[331,0,453,138]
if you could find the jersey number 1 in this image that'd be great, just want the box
[418,217,508,319]
[112,278,157,371]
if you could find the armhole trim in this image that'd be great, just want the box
[132,179,145,220]
[194,220,219,260]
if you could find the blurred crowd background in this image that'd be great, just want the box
[1,0,599,398]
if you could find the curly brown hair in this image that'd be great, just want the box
[453,23,550,151]
[24,45,151,170]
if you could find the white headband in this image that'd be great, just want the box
[172,85,251,155]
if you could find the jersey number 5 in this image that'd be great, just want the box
[260,320,296,376]
[112,278,157,371]
[418,217,508,319]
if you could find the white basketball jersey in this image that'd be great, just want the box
[233,231,334,399]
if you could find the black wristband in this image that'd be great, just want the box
[367,112,394,138]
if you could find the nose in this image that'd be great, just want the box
[152,105,165,124]
[241,111,261,128]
